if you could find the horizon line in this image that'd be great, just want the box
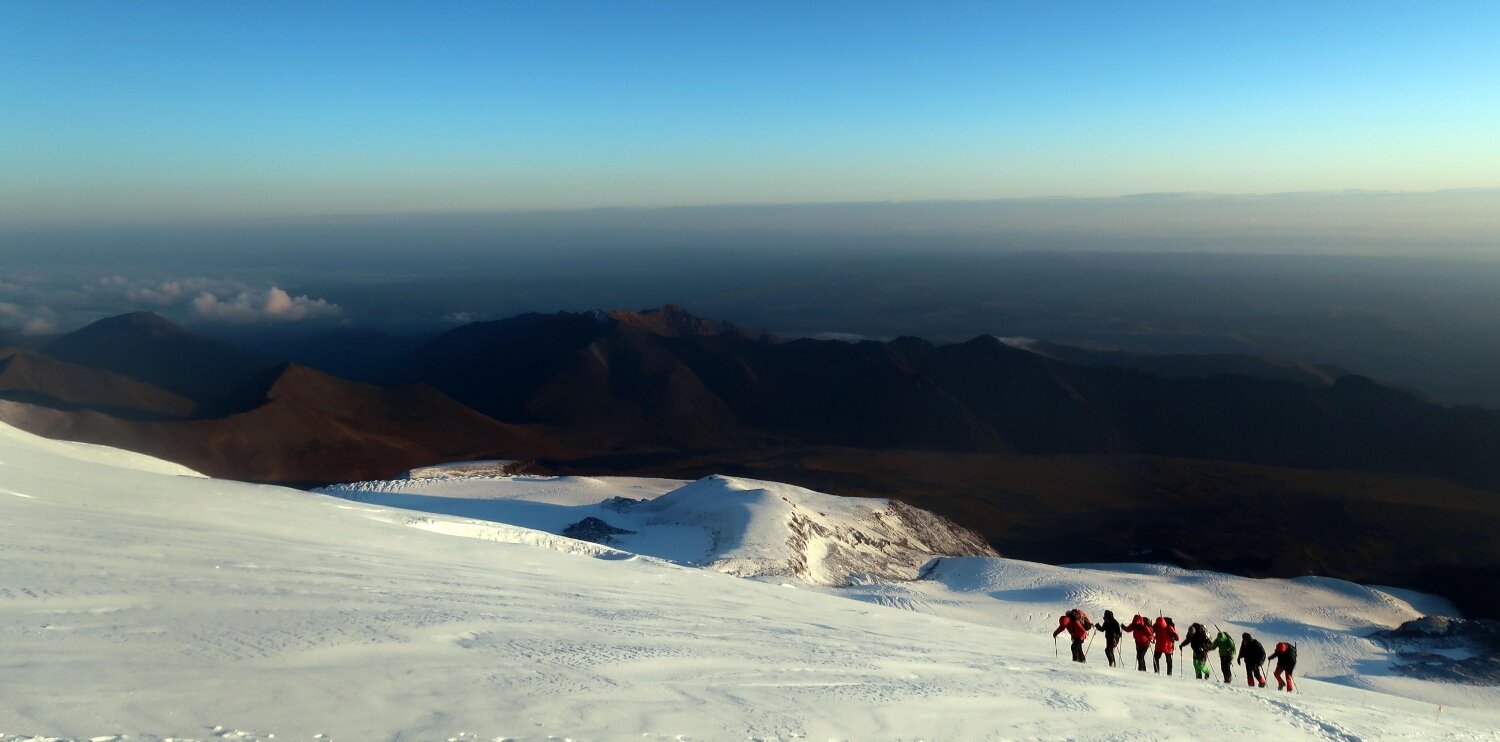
[5,187,1499,232]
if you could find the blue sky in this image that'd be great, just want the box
[3,1,1498,224]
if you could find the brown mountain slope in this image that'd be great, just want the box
[0,347,196,419]
[608,304,758,338]
[0,363,565,482]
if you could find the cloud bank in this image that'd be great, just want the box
[190,287,341,324]
[0,301,57,336]
[0,273,344,336]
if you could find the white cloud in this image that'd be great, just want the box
[190,287,341,324]
[126,281,184,304]
[93,275,245,306]
[21,317,57,336]
[0,302,59,336]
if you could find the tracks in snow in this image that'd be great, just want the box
[1252,692,1366,742]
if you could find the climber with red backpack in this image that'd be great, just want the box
[1268,641,1298,691]
[1124,614,1154,671]
[1152,616,1179,675]
[1052,608,1093,663]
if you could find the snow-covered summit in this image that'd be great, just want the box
[635,474,997,583]
[321,471,997,585]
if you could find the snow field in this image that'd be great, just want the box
[3,426,1499,740]
[324,466,1500,711]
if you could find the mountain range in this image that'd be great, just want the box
[3,305,1499,616]
[384,306,1500,490]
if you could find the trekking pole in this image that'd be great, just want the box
[1054,635,1058,657]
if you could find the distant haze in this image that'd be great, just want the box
[5,189,1499,255]
[5,196,1500,408]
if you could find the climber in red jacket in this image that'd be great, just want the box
[1153,616,1179,675]
[1123,614,1155,672]
[1052,608,1093,663]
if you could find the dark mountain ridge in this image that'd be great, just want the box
[12,306,1500,490]
[389,307,1500,490]
[44,311,271,403]
[209,325,433,385]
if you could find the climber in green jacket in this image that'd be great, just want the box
[1213,630,1237,684]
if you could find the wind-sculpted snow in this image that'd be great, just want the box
[5,423,1500,741]
[322,472,997,584]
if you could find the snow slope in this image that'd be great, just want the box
[324,467,1500,713]
[826,557,1500,710]
[3,424,1499,741]
[320,473,997,583]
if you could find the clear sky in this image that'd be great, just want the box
[3,1,1498,224]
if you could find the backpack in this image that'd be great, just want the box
[1244,638,1265,662]
[1215,632,1236,655]
[1285,643,1297,663]
[1067,608,1092,630]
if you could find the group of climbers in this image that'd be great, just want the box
[1053,609,1299,691]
